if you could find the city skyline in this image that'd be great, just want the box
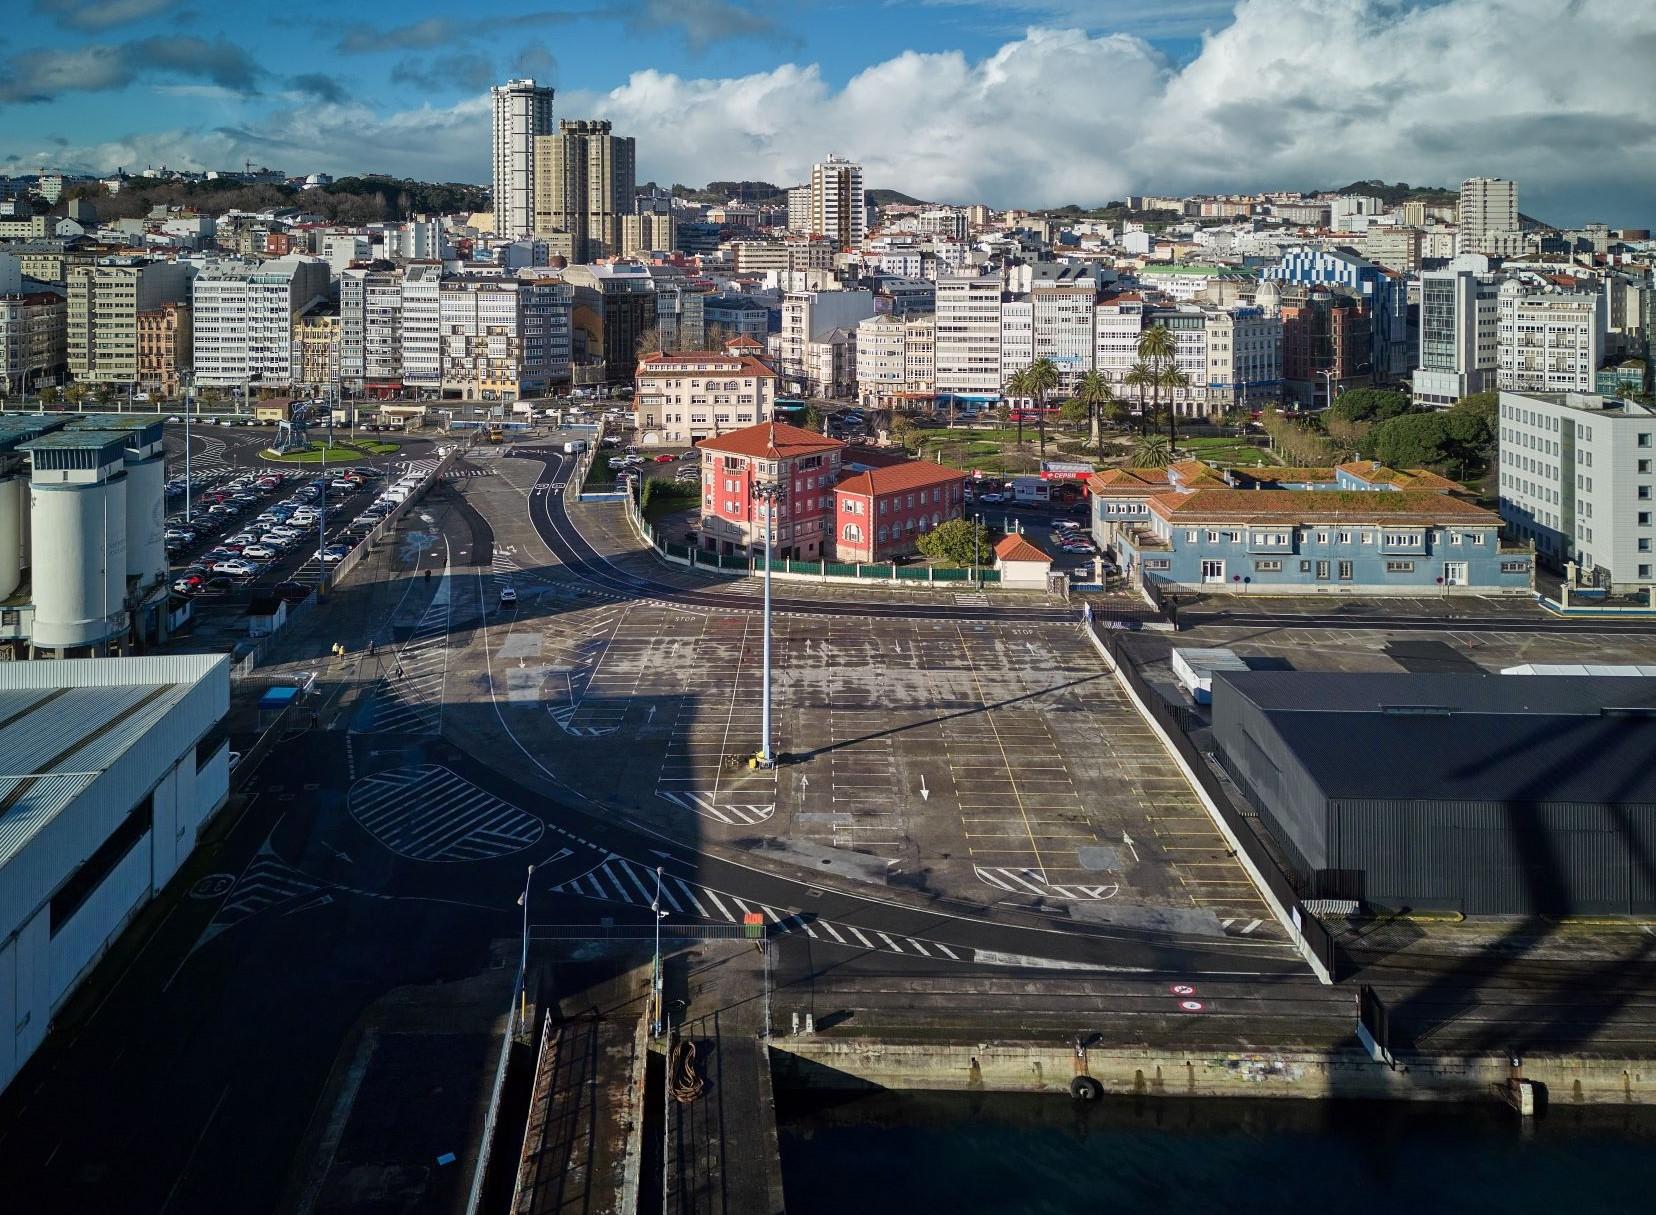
[1,0,1652,226]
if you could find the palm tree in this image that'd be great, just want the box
[1003,367,1031,447]
[1026,357,1059,455]
[1136,323,1179,447]
[1131,432,1174,468]
[1123,363,1155,433]
[1157,363,1191,448]
[1074,369,1114,459]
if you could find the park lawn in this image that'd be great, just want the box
[1176,437,1271,466]
[260,439,399,463]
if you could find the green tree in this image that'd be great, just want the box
[802,402,824,432]
[1074,368,1115,457]
[37,385,60,405]
[915,517,992,567]
[1123,363,1155,433]
[888,413,917,449]
[1025,356,1060,455]
[1371,412,1454,468]
[1136,323,1179,445]
[1131,432,1174,468]
[1327,387,1411,425]
[1156,362,1191,446]
[1003,366,1031,447]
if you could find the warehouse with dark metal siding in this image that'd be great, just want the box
[1210,672,1656,916]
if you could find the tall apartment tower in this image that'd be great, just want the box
[491,78,555,239]
[1457,177,1519,255]
[532,119,636,262]
[810,155,865,250]
[1412,266,1502,407]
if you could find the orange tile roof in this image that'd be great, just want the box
[994,533,1050,563]
[696,421,844,459]
[1147,489,1498,525]
[1087,467,1173,494]
[1230,466,1337,483]
[1336,460,1460,491]
[836,460,967,496]
[1167,459,1213,482]
[637,352,776,378]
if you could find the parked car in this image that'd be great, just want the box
[317,546,349,564]
[271,581,311,604]
[213,558,257,576]
[499,586,518,606]
[652,453,675,464]
[242,544,277,560]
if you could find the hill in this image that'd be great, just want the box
[62,174,488,224]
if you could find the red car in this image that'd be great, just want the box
[653,454,676,464]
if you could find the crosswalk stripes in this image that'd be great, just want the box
[354,573,451,734]
[546,853,969,962]
[973,865,1120,901]
[953,592,990,606]
[388,457,491,480]
[199,848,325,943]
[1221,917,1264,935]
[348,765,544,861]
[656,790,775,826]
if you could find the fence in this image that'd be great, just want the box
[1086,622,1342,982]
[621,490,1005,588]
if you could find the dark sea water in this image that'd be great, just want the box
[776,1089,1656,1215]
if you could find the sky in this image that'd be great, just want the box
[3,0,1654,227]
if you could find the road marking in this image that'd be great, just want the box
[348,765,544,862]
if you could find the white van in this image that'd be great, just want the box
[563,439,588,454]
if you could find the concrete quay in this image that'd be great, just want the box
[770,1037,1656,1107]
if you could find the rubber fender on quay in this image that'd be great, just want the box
[1070,1075,1103,1101]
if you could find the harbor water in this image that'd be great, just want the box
[777,1089,1656,1214]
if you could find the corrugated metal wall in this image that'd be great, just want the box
[1333,798,1656,915]
[47,834,150,1007]
[1212,684,1332,873]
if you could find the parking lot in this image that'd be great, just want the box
[481,589,1276,926]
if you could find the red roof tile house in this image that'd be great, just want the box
[695,422,844,559]
[832,461,968,563]
[993,532,1052,589]
[693,420,968,563]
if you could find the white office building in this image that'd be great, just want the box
[1413,267,1502,407]
[1498,390,1656,588]
[191,256,329,388]
[491,78,556,239]
[438,275,572,400]
[933,275,1003,400]
[1496,281,1605,394]
[0,655,230,1095]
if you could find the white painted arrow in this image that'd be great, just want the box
[1122,831,1139,864]
[919,774,930,803]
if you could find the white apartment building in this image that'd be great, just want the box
[1457,176,1520,255]
[401,263,442,395]
[1094,296,1281,415]
[999,299,1032,384]
[1029,280,1100,386]
[338,266,402,390]
[634,349,779,447]
[810,155,866,250]
[491,78,555,238]
[66,259,194,385]
[437,276,572,401]
[854,314,935,407]
[1496,281,1605,394]
[933,275,1003,400]
[773,288,875,386]
[191,256,328,388]
[1498,389,1656,588]
[1413,267,1501,407]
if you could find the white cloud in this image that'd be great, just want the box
[28,0,1656,224]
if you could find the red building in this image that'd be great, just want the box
[696,422,844,559]
[831,462,968,563]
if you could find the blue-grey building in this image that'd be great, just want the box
[1089,458,1532,595]
[1264,246,1408,381]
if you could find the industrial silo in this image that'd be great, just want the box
[19,432,130,654]
[69,417,167,591]
[0,473,22,599]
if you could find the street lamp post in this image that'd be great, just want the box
[752,479,781,768]
[651,866,668,1036]
[517,863,536,1027]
